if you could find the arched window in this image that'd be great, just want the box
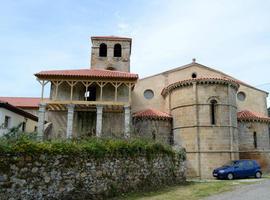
[99,43,107,57]
[210,99,217,125]
[253,132,257,149]
[114,43,122,57]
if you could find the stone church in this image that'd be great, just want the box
[34,36,270,178]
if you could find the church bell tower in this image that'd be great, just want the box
[90,36,132,72]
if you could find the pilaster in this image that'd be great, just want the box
[96,105,103,137]
[37,103,47,141]
[124,105,131,138]
[66,104,75,139]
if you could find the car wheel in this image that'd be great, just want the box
[227,173,234,180]
[255,171,262,179]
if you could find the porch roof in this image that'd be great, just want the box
[35,68,138,80]
[133,108,172,120]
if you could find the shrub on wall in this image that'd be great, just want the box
[0,135,186,199]
[0,136,185,160]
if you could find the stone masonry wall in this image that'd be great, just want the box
[240,151,270,172]
[238,121,270,151]
[0,153,185,200]
[169,83,238,178]
[133,119,172,144]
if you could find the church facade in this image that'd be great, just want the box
[35,36,270,178]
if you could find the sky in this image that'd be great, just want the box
[0,0,270,104]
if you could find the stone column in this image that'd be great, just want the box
[66,104,75,139]
[124,105,131,138]
[193,81,201,179]
[37,103,47,141]
[96,105,103,137]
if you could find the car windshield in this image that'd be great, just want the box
[222,161,238,167]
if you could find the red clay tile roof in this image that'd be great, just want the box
[237,110,270,123]
[91,36,132,40]
[161,76,239,96]
[133,108,172,120]
[0,97,42,109]
[35,68,138,80]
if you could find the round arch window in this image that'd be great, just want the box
[237,92,246,101]
[191,72,197,78]
[144,89,154,100]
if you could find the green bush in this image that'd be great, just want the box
[2,123,37,143]
[0,136,185,160]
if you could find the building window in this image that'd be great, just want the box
[4,116,11,128]
[99,43,107,57]
[152,131,156,141]
[237,91,246,101]
[34,126,37,132]
[168,132,174,145]
[22,122,26,132]
[144,89,154,100]
[106,66,116,71]
[191,72,197,78]
[114,43,122,57]
[210,99,217,125]
[253,132,257,149]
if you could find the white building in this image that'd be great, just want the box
[0,101,38,136]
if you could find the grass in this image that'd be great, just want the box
[117,179,258,200]
[263,173,270,178]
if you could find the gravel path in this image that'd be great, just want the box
[204,179,270,200]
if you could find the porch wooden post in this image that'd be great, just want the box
[52,81,63,100]
[37,79,49,100]
[113,82,121,102]
[67,81,78,101]
[97,82,107,101]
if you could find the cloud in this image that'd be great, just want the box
[1,0,270,106]
[120,0,270,84]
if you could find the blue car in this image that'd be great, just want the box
[213,160,262,180]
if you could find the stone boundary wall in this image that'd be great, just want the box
[240,151,270,172]
[0,153,186,200]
